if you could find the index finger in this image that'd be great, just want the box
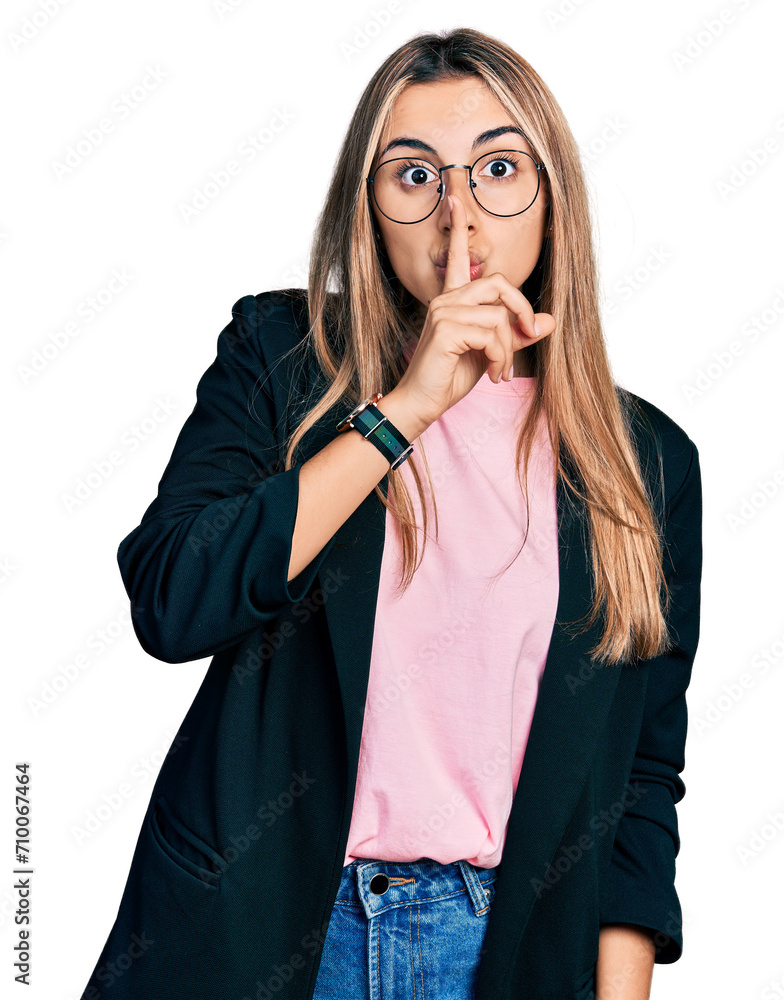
[442,194,471,292]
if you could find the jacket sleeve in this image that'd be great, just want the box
[116,293,336,664]
[598,437,703,963]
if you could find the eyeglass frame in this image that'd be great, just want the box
[366,147,547,225]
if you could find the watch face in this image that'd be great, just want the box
[336,394,382,432]
[337,398,368,431]
[355,394,380,415]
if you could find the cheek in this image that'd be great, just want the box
[499,226,544,283]
[386,239,423,281]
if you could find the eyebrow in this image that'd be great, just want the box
[377,125,529,161]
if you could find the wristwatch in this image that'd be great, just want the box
[336,392,414,470]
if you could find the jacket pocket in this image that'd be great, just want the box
[572,962,596,1000]
[149,794,227,890]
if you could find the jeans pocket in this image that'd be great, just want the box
[478,878,496,911]
[149,794,227,890]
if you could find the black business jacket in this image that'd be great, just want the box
[78,289,702,1000]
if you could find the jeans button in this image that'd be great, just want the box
[369,873,390,895]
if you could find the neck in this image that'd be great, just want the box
[404,302,535,378]
[513,349,534,377]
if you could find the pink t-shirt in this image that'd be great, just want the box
[344,342,560,869]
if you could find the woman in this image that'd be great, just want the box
[78,28,702,1000]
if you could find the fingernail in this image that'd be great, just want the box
[447,195,454,212]
[534,320,542,337]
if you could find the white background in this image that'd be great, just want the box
[2,0,783,997]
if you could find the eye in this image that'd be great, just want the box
[393,160,439,188]
[478,155,522,181]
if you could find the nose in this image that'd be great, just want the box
[437,165,478,225]
[438,164,474,203]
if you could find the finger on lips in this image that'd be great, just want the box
[443,194,471,292]
[443,193,545,380]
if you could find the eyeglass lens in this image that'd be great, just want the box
[371,150,540,223]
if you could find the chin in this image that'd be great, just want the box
[402,286,428,311]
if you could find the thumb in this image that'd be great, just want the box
[532,312,556,340]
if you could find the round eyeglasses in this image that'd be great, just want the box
[367,148,546,225]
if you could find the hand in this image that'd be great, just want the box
[395,192,555,426]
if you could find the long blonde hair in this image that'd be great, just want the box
[274,28,672,666]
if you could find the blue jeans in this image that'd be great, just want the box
[312,856,499,1000]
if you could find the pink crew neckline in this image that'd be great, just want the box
[471,372,537,395]
[402,338,537,396]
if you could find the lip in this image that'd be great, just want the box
[435,250,483,268]
[436,263,483,281]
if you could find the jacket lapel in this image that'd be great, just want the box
[315,444,621,943]
[485,463,622,948]
[316,477,389,774]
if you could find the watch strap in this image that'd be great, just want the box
[352,401,413,470]
[336,394,414,470]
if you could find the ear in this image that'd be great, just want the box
[537,170,553,235]
[372,218,388,255]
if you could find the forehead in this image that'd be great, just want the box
[389,78,499,123]
[376,78,533,162]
